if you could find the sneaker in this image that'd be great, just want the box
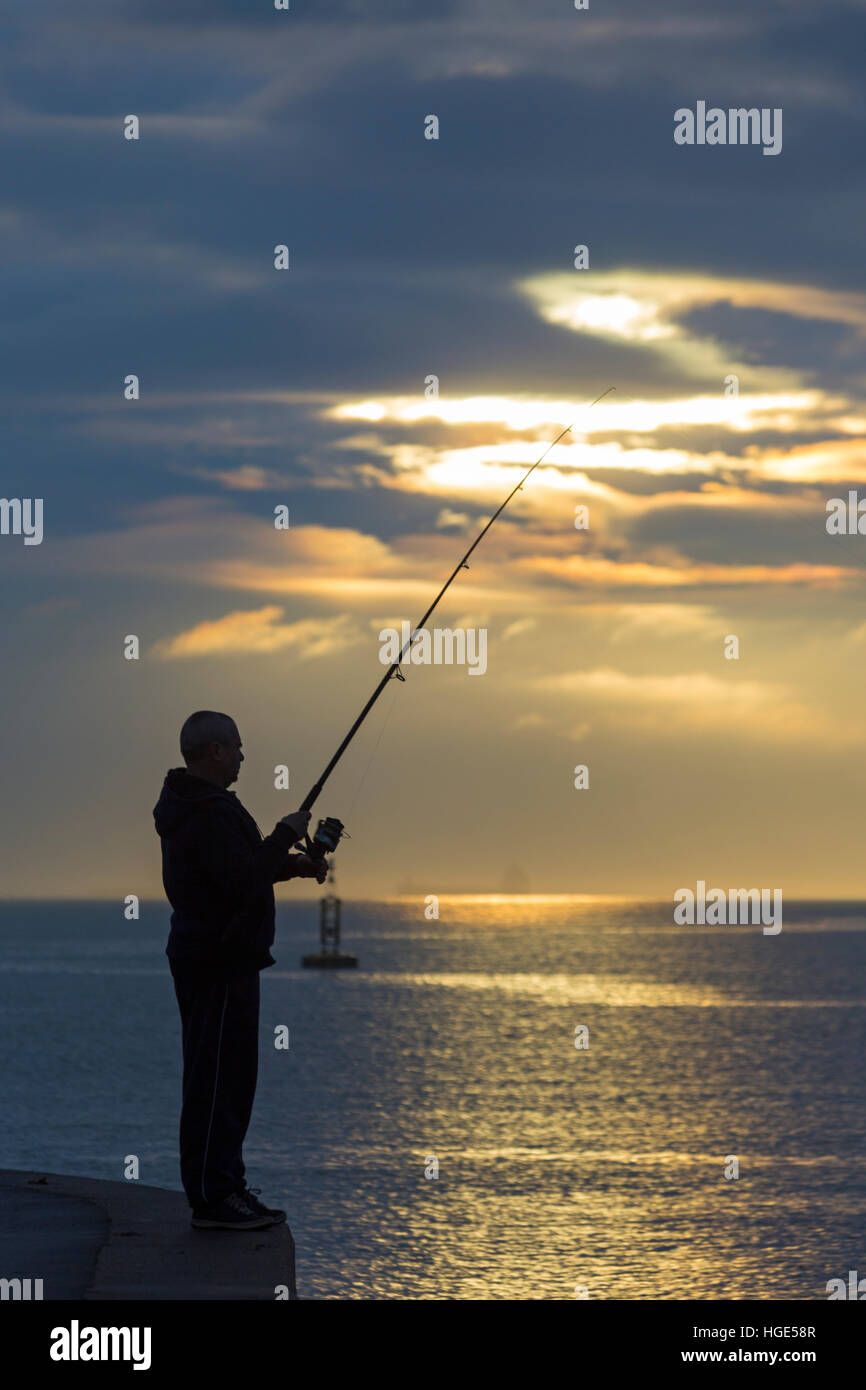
[190,1191,273,1230]
[241,1185,286,1224]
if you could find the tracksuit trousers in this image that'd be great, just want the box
[170,961,261,1211]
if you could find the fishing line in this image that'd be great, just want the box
[292,385,617,858]
[344,673,401,822]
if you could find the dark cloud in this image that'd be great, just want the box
[627,501,866,570]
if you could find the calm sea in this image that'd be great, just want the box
[1,897,865,1301]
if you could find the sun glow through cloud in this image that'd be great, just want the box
[329,391,849,448]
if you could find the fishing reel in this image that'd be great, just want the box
[304,816,346,863]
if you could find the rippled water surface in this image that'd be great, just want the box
[2,898,865,1300]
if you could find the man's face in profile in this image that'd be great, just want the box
[218,725,244,787]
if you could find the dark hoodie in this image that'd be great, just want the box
[153,768,297,973]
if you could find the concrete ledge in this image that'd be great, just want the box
[0,1170,297,1301]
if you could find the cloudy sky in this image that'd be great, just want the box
[2,0,866,899]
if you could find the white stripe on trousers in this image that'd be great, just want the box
[200,982,230,1205]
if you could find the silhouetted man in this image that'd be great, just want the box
[154,710,326,1231]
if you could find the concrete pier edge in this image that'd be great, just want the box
[0,1169,297,1301]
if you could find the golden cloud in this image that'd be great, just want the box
[516,553,849,590]
[535,666,833,741]
[154,606,362,660]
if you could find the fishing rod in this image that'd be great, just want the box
[297,386,616,862]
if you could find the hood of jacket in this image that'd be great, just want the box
[153,767,238,838]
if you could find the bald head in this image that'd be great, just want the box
[179,710,244,788]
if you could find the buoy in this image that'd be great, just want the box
[302,868,357,968]
[301,951,357,968]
